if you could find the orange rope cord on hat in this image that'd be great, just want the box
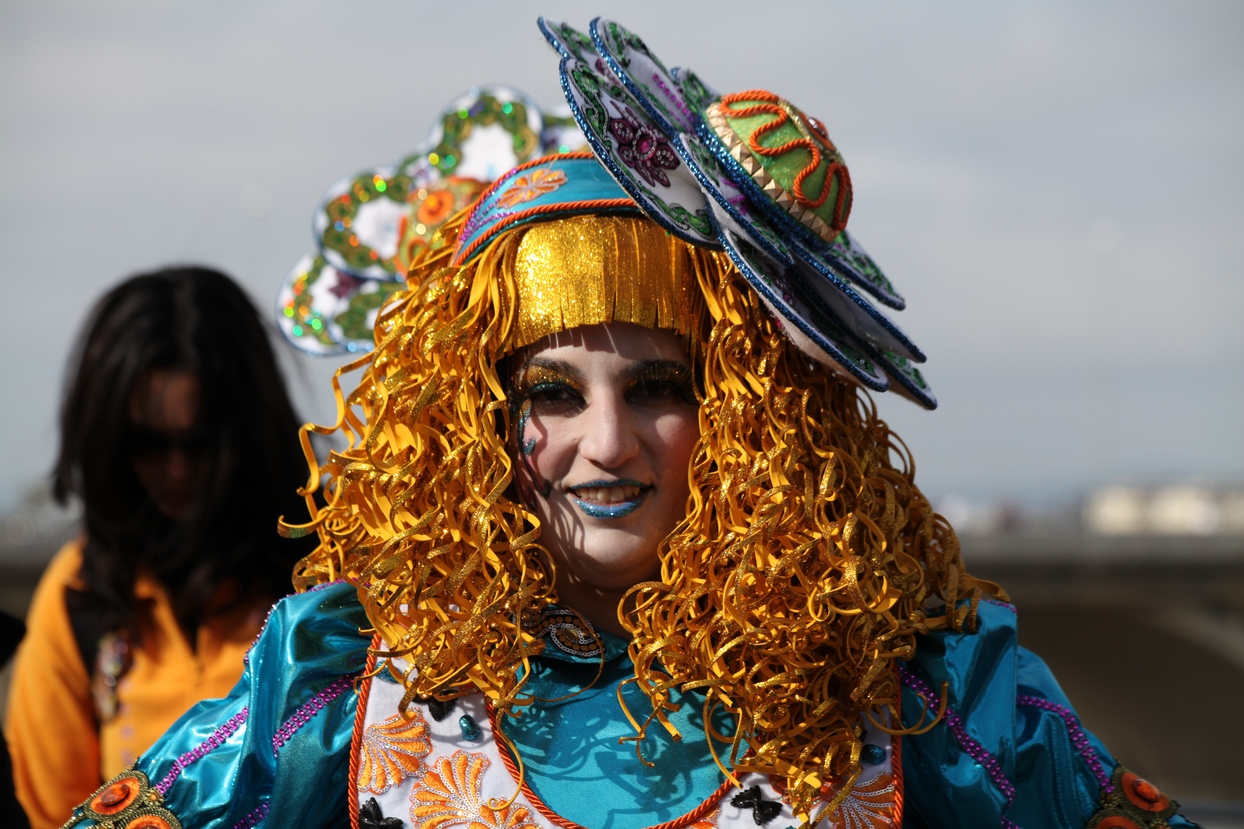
[718,91,851,231]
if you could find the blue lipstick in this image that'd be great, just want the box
[570,479,648,519]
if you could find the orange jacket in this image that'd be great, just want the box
[4,541,267,829]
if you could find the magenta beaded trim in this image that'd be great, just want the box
[1016,695,1113,794]
[980,596,1016,612]
[232,801,269,829]
[897,663,1018,808]
[154,707,249,796]
[270,675,356,758]
[651,72,693,121]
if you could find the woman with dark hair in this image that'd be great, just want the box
[4,266,314,828]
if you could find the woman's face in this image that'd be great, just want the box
[127,369,209,521]
[510,322,700,602]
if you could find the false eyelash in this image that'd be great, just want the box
[628,362,697,404]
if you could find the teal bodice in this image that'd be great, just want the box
[63,583,1195,829]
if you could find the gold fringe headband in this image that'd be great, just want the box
[510,215,704,352]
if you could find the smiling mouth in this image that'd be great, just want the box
[569,480,649,518]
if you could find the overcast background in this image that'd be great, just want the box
[2,0,1241,515]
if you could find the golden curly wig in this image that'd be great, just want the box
[283,209,1003,824]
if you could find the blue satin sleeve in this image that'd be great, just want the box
[898,599,1197,829]
[65,581,370,828]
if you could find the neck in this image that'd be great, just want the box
[554,578,631,638]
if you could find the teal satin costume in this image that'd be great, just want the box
[63,582,1195,828]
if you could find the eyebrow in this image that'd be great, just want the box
[515,358,584,384]
[625,359,692,380]
[517,357,691,381]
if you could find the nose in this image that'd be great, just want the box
[577,392,640,469]
[161,447,196,484]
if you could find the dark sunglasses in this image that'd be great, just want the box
[124,426,213,460]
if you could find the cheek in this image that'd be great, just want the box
[654,411,700,478]
[519,416,571,483]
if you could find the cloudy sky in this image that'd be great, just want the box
[1,0,1241,512]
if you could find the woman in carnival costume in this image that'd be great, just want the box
[63,18,1194,829]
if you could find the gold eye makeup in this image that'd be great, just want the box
[625,361,697,406]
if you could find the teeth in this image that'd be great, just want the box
[574,485,643,504]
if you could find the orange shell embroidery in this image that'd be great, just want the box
[410,750,543,829]
[357,710,433,794]
[496,168,567,208]
[824,772,896,829]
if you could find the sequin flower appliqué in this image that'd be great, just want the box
[496,167,568,208]
[410,750,543,829]
[357,710,434,794]
[825,771,896,829]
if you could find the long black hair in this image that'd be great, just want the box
[53,266,314,637]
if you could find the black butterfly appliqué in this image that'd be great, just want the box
[414,695,457,722]
[731,785,782,824]
[359,796,404,828]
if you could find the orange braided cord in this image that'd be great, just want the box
[892,704,904,829]
[348,635,381,829]
[452,197,637,265]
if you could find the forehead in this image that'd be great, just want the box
[128,369,200,429]
[515,322,691,368]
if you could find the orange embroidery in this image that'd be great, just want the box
[410,750,543,829]
[824,772,896,829]
[496,168,568,208]
[357,709,434,794]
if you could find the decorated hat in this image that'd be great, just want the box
[276,85,588,356]
[529,18,935,408]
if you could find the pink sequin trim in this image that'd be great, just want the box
[1016,695,1113,794]
[271,675,355,757]
[154,707,249,796]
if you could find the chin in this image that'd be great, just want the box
[565,547,661,591]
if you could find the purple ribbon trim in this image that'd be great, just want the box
[154,707,249,796]
[271,674,356,758]
[897,663,1018,809]
[232,801,269,829]
[1016,695,1113,794]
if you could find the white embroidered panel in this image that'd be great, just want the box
[353,676,898,829]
